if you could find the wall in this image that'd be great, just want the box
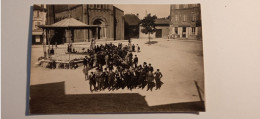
[114,7,125,40]
[89,5,114,40]
[156,26,170,38]
[139,26,169,39]
[139,26,156,39]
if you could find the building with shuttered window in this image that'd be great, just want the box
[32,4,46,44]
[169,4,202,40]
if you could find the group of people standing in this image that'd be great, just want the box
[83,42,163,92]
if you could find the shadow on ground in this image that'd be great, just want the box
[145,41,158,45]
[29,82,205,114]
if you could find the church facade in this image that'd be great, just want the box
[46,4,124,43]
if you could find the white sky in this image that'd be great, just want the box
[114,4,170,19]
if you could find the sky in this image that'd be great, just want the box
[114,4,170,19]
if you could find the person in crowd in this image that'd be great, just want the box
[94,53,97,67]
[137,44,140,53]
[89,55,94,68]
[132,44,135,52]
[115,70,122,89]
[105,54,109,66]
[72,62,78,69]
[89,72,96,92]
[83,64,91,80]
[55,42,58,48]
[79,42,163,92]
[139,66,147,89]
[67,44,70,53]
[148,63,154,72]
[134,55,138,68]
[146,70,155,91]
[154,69,163,90]
[83,56,88,68]
[50,60,56,69]
[102,68,109,90]
[143,62,148,72]
[108,61,113,71]
[108,70,115,90]
[95,68,102,91]
[50,47,55,55]
[90,38,95,50]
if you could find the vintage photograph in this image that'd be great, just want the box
[29,4,205,114]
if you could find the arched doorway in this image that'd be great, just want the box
[93,19,106,39]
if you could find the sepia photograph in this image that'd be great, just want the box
[29,4,205,114]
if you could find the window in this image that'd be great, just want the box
[183,4,188,8]
[183,15,187,22]
[183,27,186,32]
[94,4,96,8]
[192,27,196,34]
[192,14,196,21]
[33,11,36,17]
[175,15,179,22]
[33,11,40,17]
[35,36,40,42]
[34,22,41,29]
[37,11,40,17]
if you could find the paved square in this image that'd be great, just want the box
[30,38,204,107]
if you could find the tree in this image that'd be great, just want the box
[140,14,157,44]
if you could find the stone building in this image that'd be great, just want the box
[169,4,202,39]
[46,4,124,44]
[139,18,170,39]
[32,5,46,44]
[124,14,140,40]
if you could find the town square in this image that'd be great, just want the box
[30,4,205,113]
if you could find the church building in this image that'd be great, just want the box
[46,4,124,44]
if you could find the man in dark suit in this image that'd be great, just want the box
[133,55,138,68]
[148,63,154,72]
[154,69,163,90]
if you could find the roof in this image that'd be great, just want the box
[51,18,87,27]
[39,18,100,29]
[124,14,140,26]
[54,5,82,13]
[113,6,124,13]
[33,5,46,11]
[155,19,170,25]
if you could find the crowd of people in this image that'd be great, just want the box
[82,42,163,92]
